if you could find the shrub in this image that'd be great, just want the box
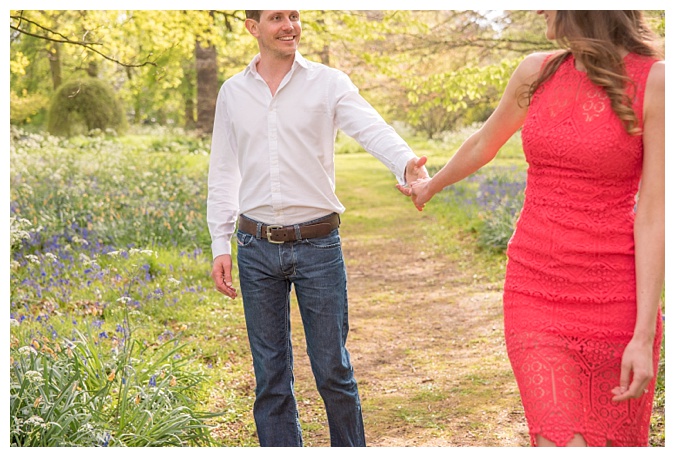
[47,78,127,137]
[10,91,50,126]
[431,165,526,252]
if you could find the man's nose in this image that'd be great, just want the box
[281,17,294,31]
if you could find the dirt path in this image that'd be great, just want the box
[288,208,530,447]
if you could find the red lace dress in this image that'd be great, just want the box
[503,52,663,447]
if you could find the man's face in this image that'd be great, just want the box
[247,10,302,59]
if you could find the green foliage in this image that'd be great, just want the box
[650,334,666,446]
[426,162,526,253]
[10,91,50,126]
[476,194,524,252]
[335,131,365,154]
[10,313,213,446]
[11,10,664,137]
[420,130,526,253]
[47,78,128,137]
[10,127,209,249]
[10,127,230,446]
[405,59,520,138]
[10,10,554,136]
[644,10,666,38]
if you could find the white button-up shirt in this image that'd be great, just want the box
[207,52,416,258]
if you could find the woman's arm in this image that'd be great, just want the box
[407,52,548,209]
[612,60,665,402]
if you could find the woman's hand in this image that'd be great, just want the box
[410,178,433,211]
[611,337,654,402]
[397,177,433,211]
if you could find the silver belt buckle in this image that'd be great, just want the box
[265,225,284,244]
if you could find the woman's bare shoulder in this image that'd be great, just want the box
[513,51,558,84]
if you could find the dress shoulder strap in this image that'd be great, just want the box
[624,53,659,127]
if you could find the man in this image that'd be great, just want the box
[207,10,427,447]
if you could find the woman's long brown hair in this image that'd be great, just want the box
[523,11,662,135]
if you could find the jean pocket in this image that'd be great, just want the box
[305,229,341,249]
[236,231,255,247]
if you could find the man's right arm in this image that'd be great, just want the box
[207,87,241,297]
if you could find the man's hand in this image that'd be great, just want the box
[404,156,429,185]
[211,254,237,299]
[397,156,431,211]
[397,155,428,198]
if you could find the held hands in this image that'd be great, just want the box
[397,156,434,211]
[211,254,237,299]
[404,155,429,184]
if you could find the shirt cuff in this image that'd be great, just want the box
[211,238,232,259]
[395,154,413,186]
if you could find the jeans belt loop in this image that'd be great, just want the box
[255,221,262,239]
[293,224,302,241]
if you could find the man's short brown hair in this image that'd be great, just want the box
[245,10,261,21]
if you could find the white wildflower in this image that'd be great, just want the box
[24,370,43,383]
[24,416,45,427]
[116,296,132,304]
[26,254,40,264]
[79,253,93,264]
[72,235,89,246]
[18,346,37,356]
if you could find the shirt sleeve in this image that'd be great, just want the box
[332,71,416,185]
[207,86,241,258]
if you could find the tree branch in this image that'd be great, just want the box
[10,13,157,68]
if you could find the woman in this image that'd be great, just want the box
[401,11,664,446]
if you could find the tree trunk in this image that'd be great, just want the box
[47,43,62,90]
[195,41,218,134]
[87,61,99,78]
[184,95,197,130]
[319,44,330,66]
[182,59,197,130]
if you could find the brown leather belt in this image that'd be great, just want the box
[237,213,340,244]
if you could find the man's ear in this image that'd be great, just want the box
[245,18,259,37]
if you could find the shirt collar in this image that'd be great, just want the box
[244,51,307,78]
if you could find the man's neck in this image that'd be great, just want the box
[256,52,295,96]
[257,51,295,80]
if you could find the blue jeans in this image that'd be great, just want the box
[236,222,365,447]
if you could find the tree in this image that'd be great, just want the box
[195,41,218,133]
[10,10,665,137]
[193,11,241,135]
